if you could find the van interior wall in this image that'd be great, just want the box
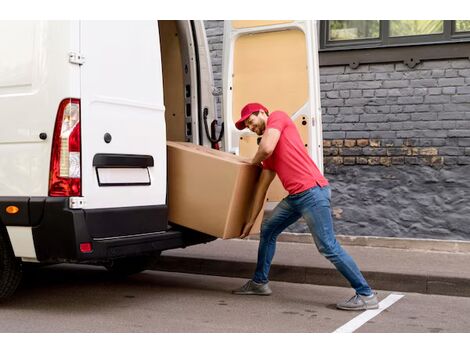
[158,20,186,142]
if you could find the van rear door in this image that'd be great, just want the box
[79,21,166,209]
[222,21,324,201]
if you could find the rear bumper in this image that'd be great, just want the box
[1,197,215,263]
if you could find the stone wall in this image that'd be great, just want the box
[284,164,470,240]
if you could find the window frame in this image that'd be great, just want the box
[320,20,470,51]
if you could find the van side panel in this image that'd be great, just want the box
[0,21,80,197]
[80,21,167,210]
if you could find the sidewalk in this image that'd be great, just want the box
[153,238,470,297]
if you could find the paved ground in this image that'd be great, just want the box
[156,239,470,297]
[1,264,470,333]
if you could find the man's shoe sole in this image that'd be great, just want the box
[232,291,272,296]
[336,304,379,311]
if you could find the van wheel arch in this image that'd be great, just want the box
[0,224,23,300]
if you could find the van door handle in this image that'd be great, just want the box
[92,154,154,168]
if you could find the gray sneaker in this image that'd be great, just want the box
[336,292,379,311]
[232,280,272,296]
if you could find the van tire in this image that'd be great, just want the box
[104,253,161,277]
[0,231,22,300]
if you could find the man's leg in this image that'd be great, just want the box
[233,198,300,295]
[252,198,301,284]
[300,186,373,297]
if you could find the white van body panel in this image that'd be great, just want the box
[79,21,167,209]
[6,226,37,261]
[222,20,324,173]
[175,21,200,145]
[0,21,80,197]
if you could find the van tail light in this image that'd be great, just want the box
[79,242,93,253]
[49,98,82,197]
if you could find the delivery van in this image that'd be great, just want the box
[0,20,323,300]
[0,20,221,299]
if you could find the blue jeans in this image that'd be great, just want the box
[253,185,373,296]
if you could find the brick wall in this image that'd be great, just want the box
[321,60,470,171]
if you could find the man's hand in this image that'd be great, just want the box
[239,169,276,239]
[240,221,255,239]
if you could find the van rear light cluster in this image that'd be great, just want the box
[49,98,82,197]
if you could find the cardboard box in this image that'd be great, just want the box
[167,141,265,239]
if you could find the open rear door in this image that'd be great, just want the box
[80,21,167,210]
[223,20,323,201]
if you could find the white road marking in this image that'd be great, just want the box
[333,293,405,333]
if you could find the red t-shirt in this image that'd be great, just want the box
[262,111,329,195]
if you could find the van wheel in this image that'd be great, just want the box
[0,231,22,300]
[104,253,161,277]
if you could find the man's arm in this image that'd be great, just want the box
[251,128,281,165]
[240,168,276,239]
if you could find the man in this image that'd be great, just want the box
[232,102,378,311]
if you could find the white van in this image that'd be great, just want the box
[0,20,323,299]
[0,20,222,299]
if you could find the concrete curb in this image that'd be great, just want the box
[153,255,470,298]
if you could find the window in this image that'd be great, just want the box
[456,20,470,33]
[389,20,443,37]
[320,20,470,50]
[328,20,379,41]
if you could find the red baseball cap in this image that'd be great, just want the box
[235,102,269,130]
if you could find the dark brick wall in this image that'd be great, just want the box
[321,60,470,169]
[204,20,470,240]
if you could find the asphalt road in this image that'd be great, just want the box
[0,264,469,333]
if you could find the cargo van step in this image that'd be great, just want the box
[88,228,216,262]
